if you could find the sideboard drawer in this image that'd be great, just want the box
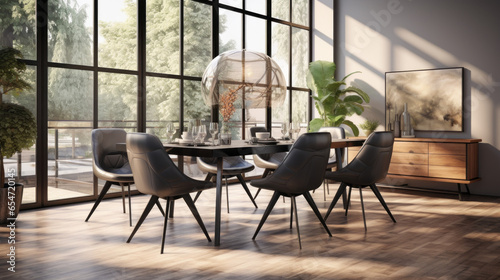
[429,166,466,180]
[393,142,428,154]
[389,163,428,176]
[391,153,428,165]
[429,154,466,168]
[429,143,466,155]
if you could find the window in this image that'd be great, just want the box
[0,0,311,208]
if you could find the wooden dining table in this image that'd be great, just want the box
[162,137,365,246]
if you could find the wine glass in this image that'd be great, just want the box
[198,125,207,145]
[209,122,219,146]
[190,124,199,146]
[290,122,300,142]
[165,122,176,143]
[280,122,289,140]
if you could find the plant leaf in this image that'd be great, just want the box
[309,118,325,132]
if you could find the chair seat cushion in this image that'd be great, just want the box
[253,152,287,170]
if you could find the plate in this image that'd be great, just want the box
[249,139,279,145]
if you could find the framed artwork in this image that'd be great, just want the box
[385,67,464,132]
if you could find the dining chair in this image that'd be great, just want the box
[195,156,258,213]
[318,127,346,201]
[250,126,287,200]
[85,129,135,226]
[323,131,396,231]
[250,132,332,249]
[125,132,214,253]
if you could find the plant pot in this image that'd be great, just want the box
[0,183,24,225]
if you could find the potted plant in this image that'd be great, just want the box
[360,119,380,136]
[0,47,36,224]
[307,60,370,135]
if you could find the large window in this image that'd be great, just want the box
[1,0,311,208]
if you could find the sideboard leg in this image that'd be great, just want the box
[457,183,463,201]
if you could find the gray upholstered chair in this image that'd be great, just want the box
[125,132,214,253]
[195,156,257,213]
[324,131,396,231]
[250,132,332,249]
[318,127,346,200]
[86,129,135,226]
[250,126,287,200]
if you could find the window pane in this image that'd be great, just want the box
[47,68,93,201]
[272,0,289,21]
[246,0,266,15]
[245,16,266,54]
[272,90,289,135]
[1,66,37,204]
[183,80,211,123]
[272,23,290,86]
[220,0,242,9]
[292,90,308,136]
[292,27,309,88]
[219,9,242,53]
[146,77,180,141]
[0,1,36,59]
[292,0,309,26]
[98,0,137,70]
[49,0,93,66]
[98,73,137,129]
[48,68,93,121]
[184,1,212,76]
[146,0,180,74]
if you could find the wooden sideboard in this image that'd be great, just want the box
[348,137,481,200]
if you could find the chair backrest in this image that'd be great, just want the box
[250,126,268,137]
[346,131,394,185]
[271,132,331,194]
[319,127,345,161]
[126,132,195,197]
[92,128,130,178]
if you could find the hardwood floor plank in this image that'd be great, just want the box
[1,184,500,279]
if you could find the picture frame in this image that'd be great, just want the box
[385,67,464,132]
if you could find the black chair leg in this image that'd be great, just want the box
[126,183,132,226]
[194,173,213,203]
[85,181,113,222]
[289,201,293,229]
[127,196,159,243]
[121,184,126,213]
[324,182,347,220]
[253,169,271,200]
[369,184,396,223]
[359,187,367,231]
[160,198,171,254]
[303,192,332,237]
[225,177,230,213]
[291,196,302,249]
[155,200,166,216]
[237,174,258,209]
[183,194,211,242]
[345,186,353,216]
[253,191,281,240]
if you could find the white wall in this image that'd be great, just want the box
[334,0,500,196]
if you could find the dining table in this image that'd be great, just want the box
[162,137,365,246]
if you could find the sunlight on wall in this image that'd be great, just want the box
[313,0,333,61]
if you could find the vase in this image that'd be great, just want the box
[393,115,401,138]
[401,103,414,137]
[220,122,231,145]
[0,183,23,225]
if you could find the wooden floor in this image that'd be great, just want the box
[2,183,500,279]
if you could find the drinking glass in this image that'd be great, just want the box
[165,122,176,143]
[290,122,300,142]
[191,124,199,146]
[198,125,207,145]
[280,122,289,140]
[209,122,219,146]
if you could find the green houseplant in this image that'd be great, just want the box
[0,47,36,223]
[307,60,370,135]
[360,119,380,136]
